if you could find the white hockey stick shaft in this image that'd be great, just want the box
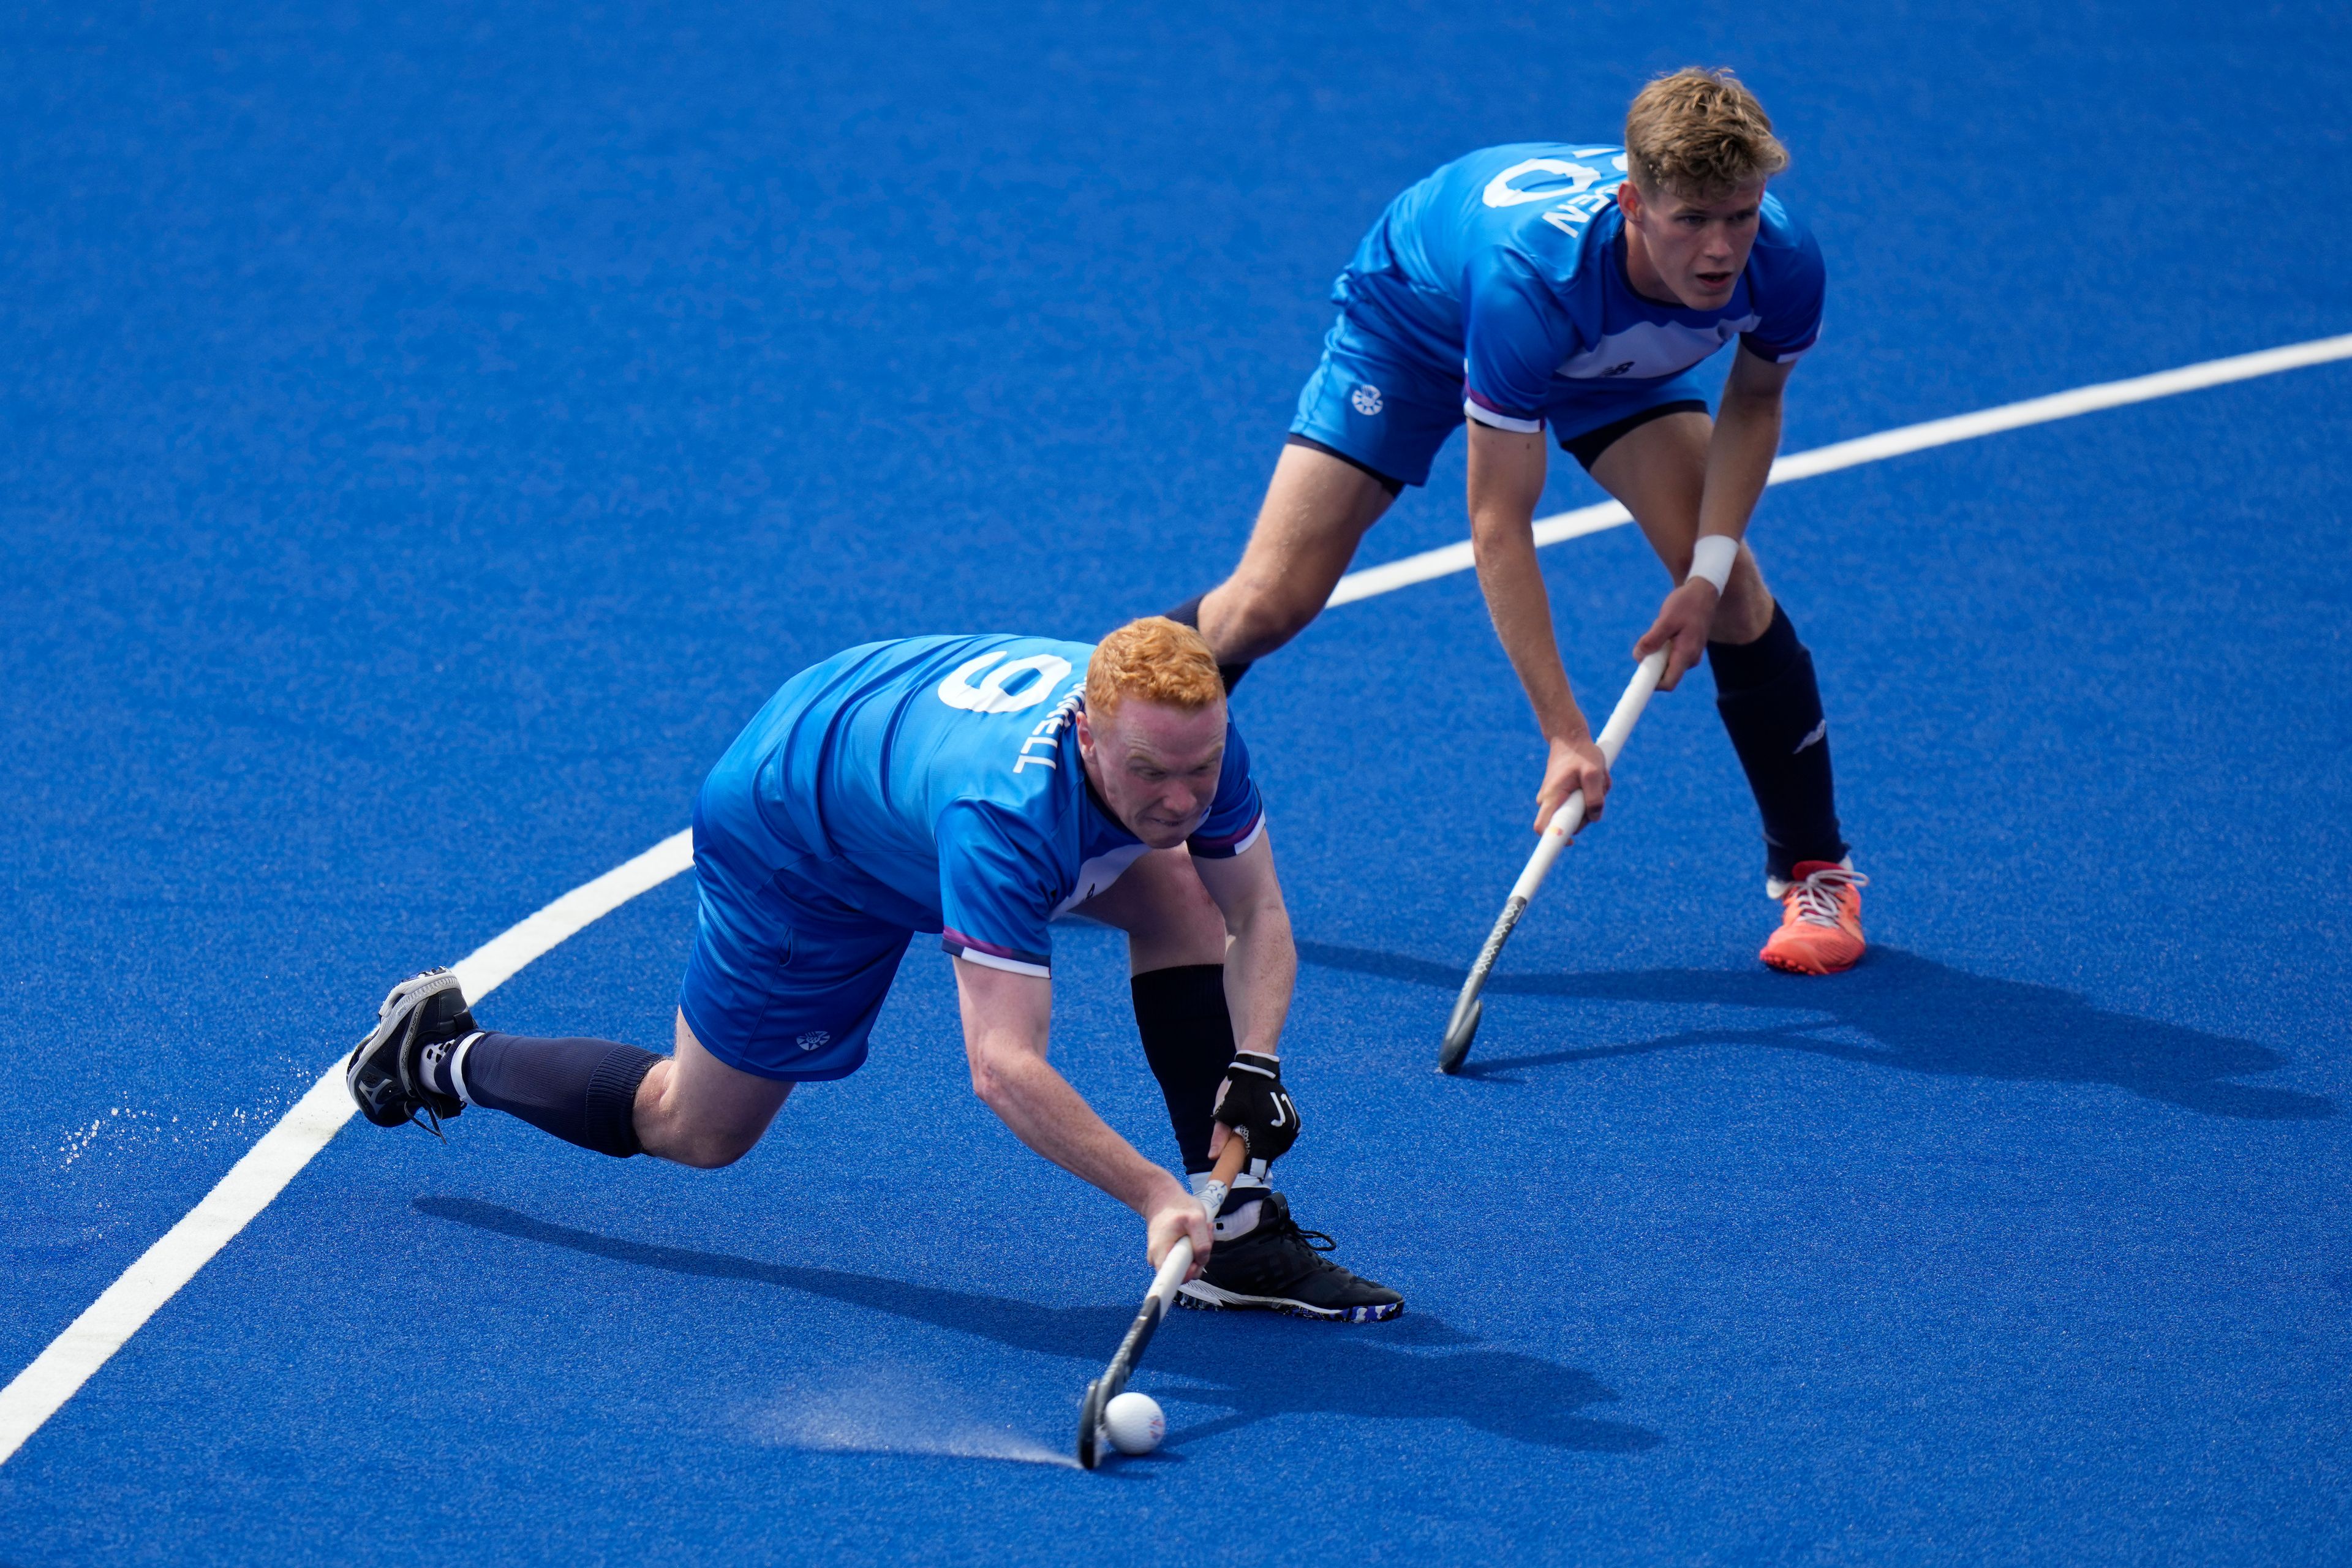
[1144,1237,1193,1316]
[1439,649,1670,1070]
[1087,1132,1241,1414]
[1507,648,1668,900]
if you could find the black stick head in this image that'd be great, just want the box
[1076,1378,1106,1470]
[1438,997,1482,1074]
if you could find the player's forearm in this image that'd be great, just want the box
[1697,381,1783,543]
[1219,896,1296,1060]
[1464,421,1584,737]
[1471,510,1588,739]
[956,960,1185,1213]
[975,1040,1184,1214]
[1194,837,1297,1060]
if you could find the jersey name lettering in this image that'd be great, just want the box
[1014,687,1087,774]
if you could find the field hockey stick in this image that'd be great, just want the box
[1076,1133,1249,1469]
[1437,647,1670,1075]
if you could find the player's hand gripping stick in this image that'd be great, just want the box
[1076,1133,1249,1469]
[1438,649,1668,1074]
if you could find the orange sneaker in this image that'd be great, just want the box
[1760,860,1868,975]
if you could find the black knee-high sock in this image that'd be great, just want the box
[1161,595,1253,693]
[440,1033,662,1158]
[1130,964,1236,1174]
[1708,602,1849,883]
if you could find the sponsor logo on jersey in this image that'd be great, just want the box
[1052,842,1152,917]
[1559,316,1762,380]
[1351,383,1383,417]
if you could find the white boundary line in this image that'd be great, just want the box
[0,829,694,1466]
[1327,331,2352,606]
[3,330,2348,1468]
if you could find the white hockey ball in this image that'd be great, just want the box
[1102,1391,1165,1455]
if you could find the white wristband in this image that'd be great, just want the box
[1688,533,1739,594]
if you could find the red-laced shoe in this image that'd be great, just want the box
[1760,861,1868,975]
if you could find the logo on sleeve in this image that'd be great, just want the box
[937,651,1073,714]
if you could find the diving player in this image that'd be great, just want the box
[1167,69,1866,973]
[346,617,1401,1322]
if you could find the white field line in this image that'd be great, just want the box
[1325,331,2352,606]
[3,328,2348,1468]
[0,829,695,1466]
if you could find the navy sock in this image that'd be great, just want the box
[1161,595,1253,693]
[1708,602,1850,882]
[1131,963,1237,1174]
[454,1032,662,1158]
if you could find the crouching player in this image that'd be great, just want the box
[1167,69,1865,972]
[346,617,1401,1322]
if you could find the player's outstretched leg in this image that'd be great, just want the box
[1130,962,1403,1322]
[346,970,665,1156]
[1706,603,1868,974]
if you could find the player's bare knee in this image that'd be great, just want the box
[634,1055,674,1117]
[1149,865,1230,969]
[665,1123,761,1169]
[642,1080,770,1167]
[1216,576,1319,659]
[1162,859,1224,936]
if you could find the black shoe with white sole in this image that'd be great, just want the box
[1178,1191,1403,1322]
[345,969,477,1133]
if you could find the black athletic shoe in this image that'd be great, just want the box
[1178,1192,1403,1322]
[345,969,476,1133]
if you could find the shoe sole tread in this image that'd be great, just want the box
[1178,1283,1403,1322]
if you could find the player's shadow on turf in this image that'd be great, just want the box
[1297,941,2331,1120]
[415,1196,1658,1455]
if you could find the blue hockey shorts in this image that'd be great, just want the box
[677,796,914,1084]
[1288,310,1713,486]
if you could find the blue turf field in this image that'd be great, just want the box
[5,2,2351,1562]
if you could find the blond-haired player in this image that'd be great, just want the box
[347,618,1402,1321]
[1167,69,1866,973]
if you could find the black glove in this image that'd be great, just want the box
[1210,1051,1300,1163]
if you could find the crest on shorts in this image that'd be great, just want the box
[796,1031,832,1052]
[1351,383,1383,417]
